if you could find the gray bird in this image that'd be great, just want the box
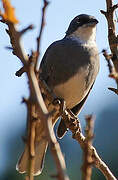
[17,14,99,176]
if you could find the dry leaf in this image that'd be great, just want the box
[1,0,19,24]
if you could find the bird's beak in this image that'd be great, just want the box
[88,19,99,27]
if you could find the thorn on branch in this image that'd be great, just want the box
[44,0,50,7]
[102,49,112,60]
[108,87,118,94]
[100,10,107,17]
[112,4,118,12]
[5,23,29,64]
[5,46,13,50]
[20,24,34,36]
[16,66,26,77]
[15,51,38,77]
[21,97,29,104]
[101,4,118,17]
[5,28,10,35]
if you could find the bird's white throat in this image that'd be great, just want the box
[70,25,97,45]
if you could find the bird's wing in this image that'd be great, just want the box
[57,83,94,139]
[39,37,94,88]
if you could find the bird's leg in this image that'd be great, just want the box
[63,109,82,134]
[52,98,66,115]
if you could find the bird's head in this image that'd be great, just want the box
[66,14,99,43]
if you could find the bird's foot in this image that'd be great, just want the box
[52,98,66,115]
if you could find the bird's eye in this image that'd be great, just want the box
[76,18,80,23]
[77,20,80,24]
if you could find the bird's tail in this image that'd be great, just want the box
[16,118,49,176]
[16,139,48,176]
[16,97,59,176]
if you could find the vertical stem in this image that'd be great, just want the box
[82,115,94,180]
[26,104,36,180]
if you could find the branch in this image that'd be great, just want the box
[102,49,118,94]
[81,115,94,180]
[1,1,117,180]
[102,49,113,74]
[101,0,118,90]
[0,1,69,179]
[29,58,69,180]
[6,23,29,65]
[16,0,49,76]
[35,0,49,72]
[63,112,117,180]
[38,78,117,180]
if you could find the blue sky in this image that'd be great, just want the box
[0,0,118,175]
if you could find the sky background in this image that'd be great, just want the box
[0,0,118,179]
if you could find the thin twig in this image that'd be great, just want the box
[102,49,113,74]
[101,0,118,89]
[6,23,29,65]
[81,115,94,180]
[15,66,26,77]
[35,0,49,72]
[28,105,36,180]
[38,78,117,180]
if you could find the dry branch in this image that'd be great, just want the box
[29,62,69,180]
[101,0,118,92]
[63,113,116,180]
[81,115,94,180]
[35,0,49,71]
[1,0,117,180]
[38,77,117,180]
[0,0,69,180]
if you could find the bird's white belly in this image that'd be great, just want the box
[53,68,93,109]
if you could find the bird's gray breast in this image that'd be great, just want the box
[40,37,99,109]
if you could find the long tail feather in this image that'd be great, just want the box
[16,139,48,176]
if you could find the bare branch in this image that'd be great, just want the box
[101,0,118,89]
[15,66,26,77]
[35,0,49,71]
[20,24,34,36]
[81,115,94,180]
[38,78,117,180]
[0,1,69,179]
[1,1,117,180]
[6,23,29,65]
[108,87,118,94]
[29,61,69,180]
[64,113,117,180]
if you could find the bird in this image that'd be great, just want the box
[16,14,99,176]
